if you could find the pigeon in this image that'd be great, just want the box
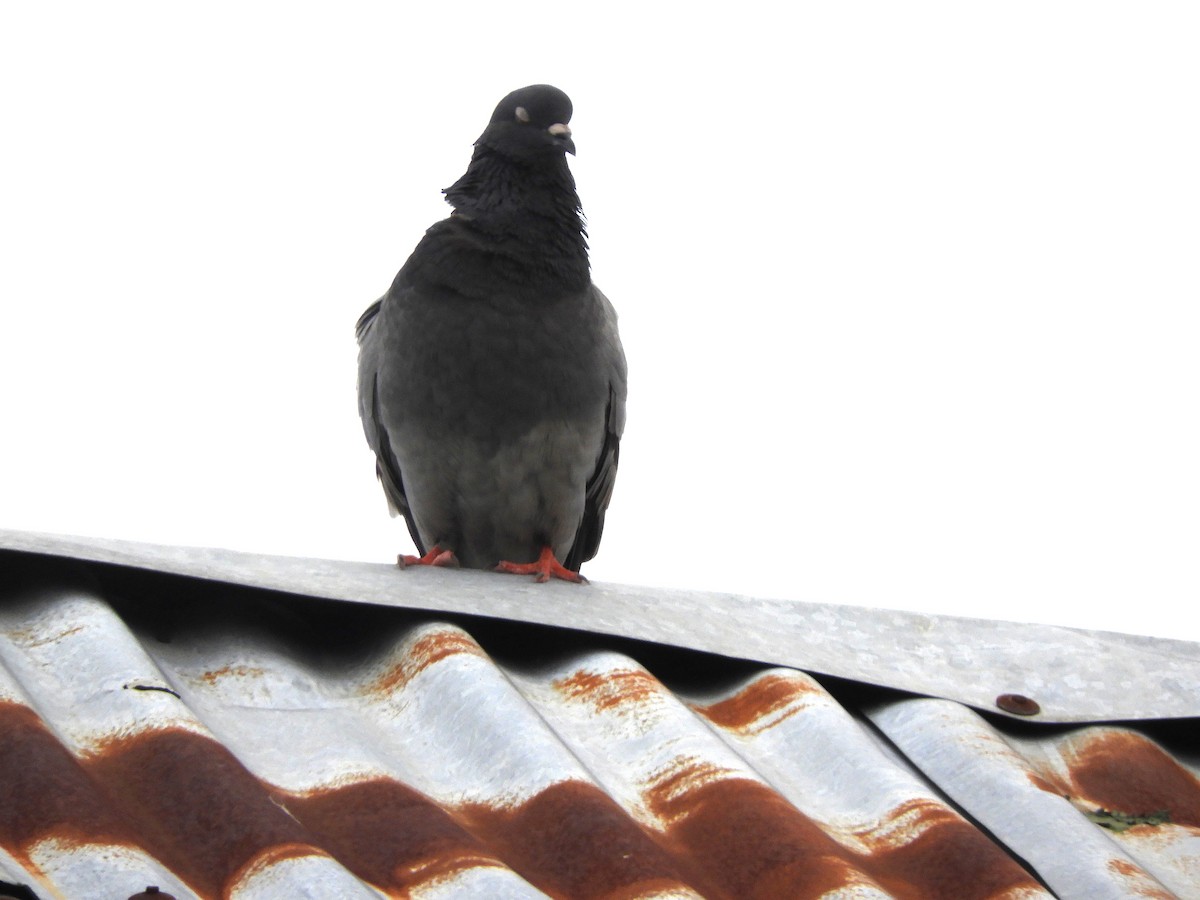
[356,85,627,583]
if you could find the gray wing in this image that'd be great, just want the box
[356,296,426,556]
[565,288,627,571]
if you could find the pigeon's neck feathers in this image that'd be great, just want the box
[445,143,581,214]
[441,147,589,283]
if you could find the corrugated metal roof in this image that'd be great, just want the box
[3,529,1197,724]
[0,531,1198,899]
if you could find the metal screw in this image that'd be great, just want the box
[996,693,1040,716]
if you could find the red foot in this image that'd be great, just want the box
[397,545,459,569]
[495,546,586,584]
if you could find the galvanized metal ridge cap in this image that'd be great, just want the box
[2,528,1198,723]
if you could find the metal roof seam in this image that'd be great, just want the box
[6,530,1198,722]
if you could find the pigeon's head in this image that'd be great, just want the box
[476,84,576,160]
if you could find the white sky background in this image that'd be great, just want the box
[2,3,1197,641]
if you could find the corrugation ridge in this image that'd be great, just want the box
[360,626,701,899]
[868,698,1180,899]
[0,589,375,898]
[153,617,696,899]
[686,669,1049,899]
[144,619,545,897]
[510,650,904,898]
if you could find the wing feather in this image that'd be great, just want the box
[358,299,426,556]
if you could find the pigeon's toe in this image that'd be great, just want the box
[496,546,587,584]
[398,546,460,569]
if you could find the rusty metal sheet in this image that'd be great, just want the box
[3,528,1198,723]
[510,657,1049,898]
[1,535,1198,898]
[868,698,1200,899]
[1006,724,1200,899]
[0,587,387,900]
[0,562,1041,899]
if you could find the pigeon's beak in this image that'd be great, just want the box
[548,122,576,155]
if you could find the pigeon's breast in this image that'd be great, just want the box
[379,282,611,445]
[398,415,604,568]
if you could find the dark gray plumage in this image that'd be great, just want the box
[356,85,626,582]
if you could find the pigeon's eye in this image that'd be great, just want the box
[514,106,531,123]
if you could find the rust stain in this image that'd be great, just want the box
[1106,858,1176,899]
[852,797,962,852]
[647,770,867,899]
[693,673,821,734]
[458,779,694,900]
[226,842,329,890]
[1,695,1043,900]
[644,757,739,824]
[365,628,484,697]
[84,727,316,898]
[1025,769,1070,796]
[196,664,266,685]
[0,694,692,900]
[0,701,135,878]
[1065,730,1200,828]
[284,777,507,894]
[853,798,1042,899]
[643,760,1040,900]
[4,623,86,649]
[553,667,661,712]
